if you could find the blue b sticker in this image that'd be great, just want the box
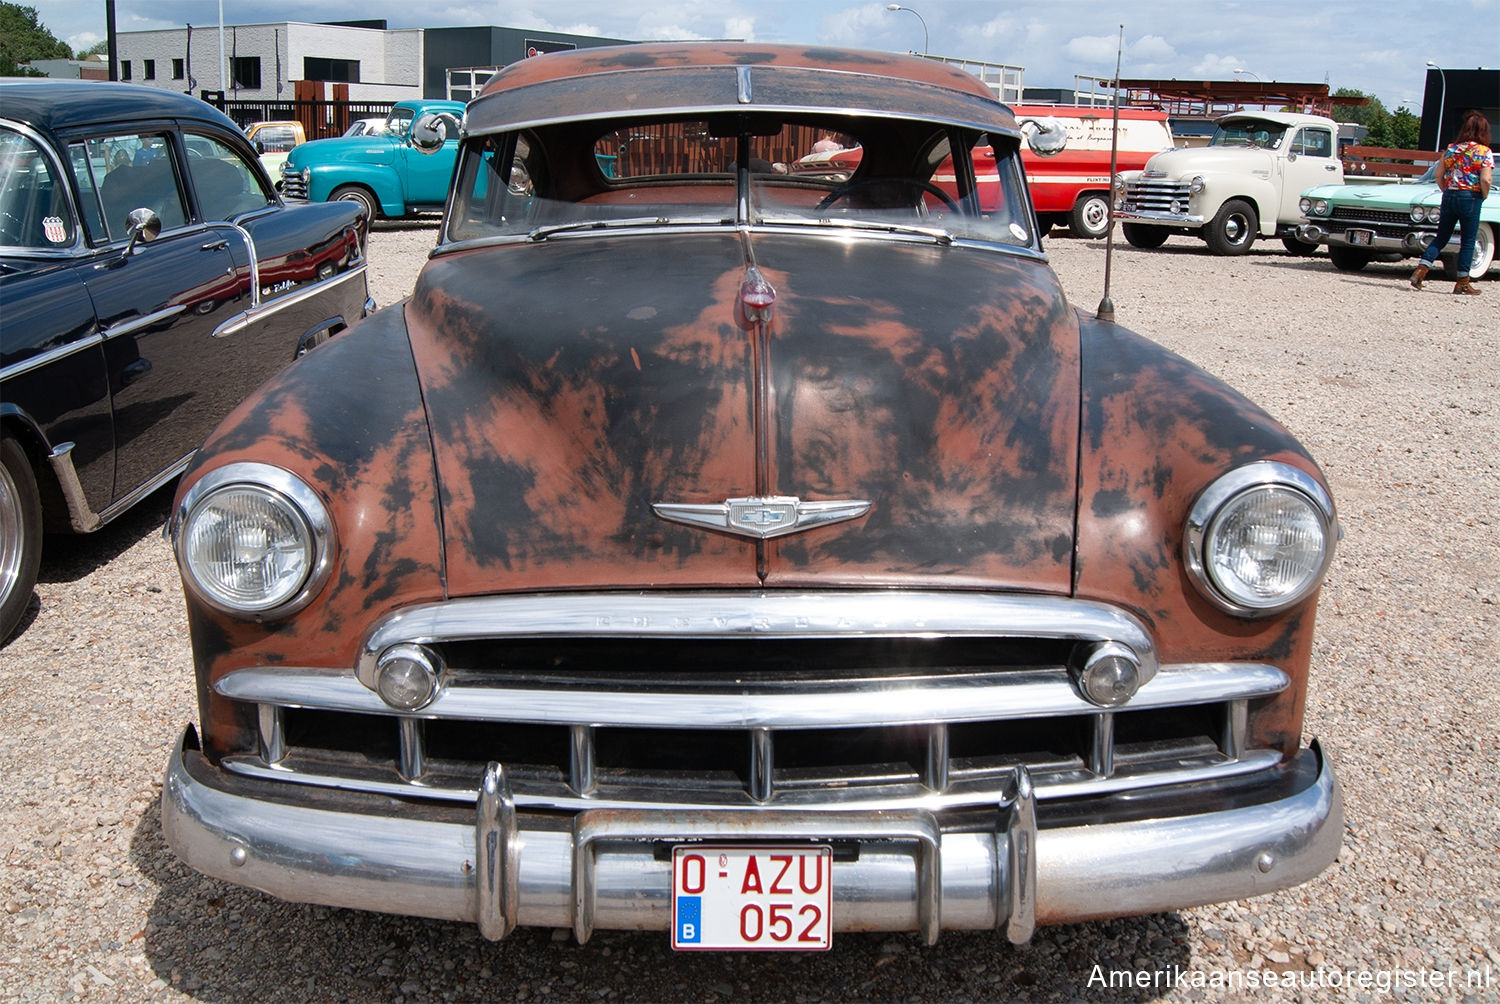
[676,896,701,944]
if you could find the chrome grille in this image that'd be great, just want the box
[1122,177,1192,212]
[1328,205,1430,239]
[217,592,1287,812]
[280,166,308,200]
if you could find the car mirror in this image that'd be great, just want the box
[411,112,461,154]
[122,207,161,258]
[1021,117,1068,157]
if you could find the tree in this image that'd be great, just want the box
[1331,86,1420,151]
[1,3,71,76]
[75,39,107,61]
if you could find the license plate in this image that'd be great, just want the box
[671,845,832,951]
[1346,228,1374,246]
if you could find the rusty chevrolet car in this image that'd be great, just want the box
[162,44,1343,949]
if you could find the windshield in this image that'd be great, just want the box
[1209,119,1289,150]
[386,108,414,138]
[446,115,1035,248]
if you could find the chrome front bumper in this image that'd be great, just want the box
[162,728,1342,943]
[1113,208,1206,227]
[1297,222,1430,253]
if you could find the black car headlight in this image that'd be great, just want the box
[1184,462,1337,617]
[174,463,334,618]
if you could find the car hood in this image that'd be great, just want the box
[403,233,1081,596]
[1301,181,1442,208]
[1139,145,1276,179]
[284,135,396,170]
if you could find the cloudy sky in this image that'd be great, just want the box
[37,0,1499,112]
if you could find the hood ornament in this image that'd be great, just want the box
[653,496,871,540]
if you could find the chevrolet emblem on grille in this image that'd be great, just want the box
[652,496,872,540]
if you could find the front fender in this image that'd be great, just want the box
[1198,174,1279,235]
[308,163,407,217]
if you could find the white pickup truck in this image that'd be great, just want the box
[1114,111,1344,255]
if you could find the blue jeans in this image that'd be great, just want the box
[1419,188,1485,277]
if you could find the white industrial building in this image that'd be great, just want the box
[114,21,423,102]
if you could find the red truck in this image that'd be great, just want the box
[793,105,1173,240]
[1012,105,1174,238]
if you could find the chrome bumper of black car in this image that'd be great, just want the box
[163,728,1341,943]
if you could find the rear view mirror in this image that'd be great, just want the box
[412,113,462,154]
[1021,117,1068,157]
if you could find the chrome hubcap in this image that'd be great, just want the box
[0,462,22,601]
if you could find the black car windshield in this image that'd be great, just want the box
[1210,119,1289,150]
[446,115,1035,248]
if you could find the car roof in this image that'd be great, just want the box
[1216,110,1334,127]
[0,79,242,136]
[466,42,1019,139]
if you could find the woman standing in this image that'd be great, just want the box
[1411,109,1494,295]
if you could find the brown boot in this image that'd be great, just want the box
[1410,262,1430,289]
[1453,276,1481,295]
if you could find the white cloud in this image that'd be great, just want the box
[1191,53,1245,78]
[724,16,757,42]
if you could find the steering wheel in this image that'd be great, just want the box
[815,178,959,213]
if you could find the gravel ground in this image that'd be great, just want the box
[2,220,1497,1003]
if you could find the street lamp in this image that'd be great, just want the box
[1233,68,1262,81]
[885,4,928,56]
[1426,60,1447,150]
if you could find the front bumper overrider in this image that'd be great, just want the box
[162,727,1342,943]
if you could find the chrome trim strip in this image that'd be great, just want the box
[222,661,1283,732]
[102,304,187,341]
[1089,712,1115,778]
[1223,699,1248,760]
[569,725,595,795]
[162,731,1341,940]
[211,264,367,340]
[924,724,949,792]
[218,747,1285,810]
[355,591,1162,689]
[0,333,104,383]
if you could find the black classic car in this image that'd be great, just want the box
[163,45,1342,948]
[0,81,372,640]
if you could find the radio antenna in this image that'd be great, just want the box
[1096,24,1124,322]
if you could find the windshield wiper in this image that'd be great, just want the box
[779,217,955,245]
[528,216,727,241]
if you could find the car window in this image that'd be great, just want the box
[1292,128,1332,158]
[254,126,299,152]
[0,127,77,249]
[185,132,273,220]
[448,116,1034,248]
[387,109,414,138]
[88,131,188,240]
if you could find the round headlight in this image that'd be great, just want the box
[1313,199,1329,216]
[1299,197,1312,215]
[1188,175,1206,194]
[1410,206,1426,224]
[175,463,333,617]
[1185,463,1336,616]
[1426,206,1441,224]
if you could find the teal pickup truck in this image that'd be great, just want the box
[280,99,465,240]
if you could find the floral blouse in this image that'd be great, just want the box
[1443,141,1494,192]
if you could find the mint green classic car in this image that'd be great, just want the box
[280,99,466,242]
[1297,163,1497,277]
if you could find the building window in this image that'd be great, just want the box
[303,57,360,83]
[120,60,131,80]
[143,59,155,80]
[172,58,184,80]
[231,56,261,90]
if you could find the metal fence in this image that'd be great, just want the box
[203,97,397,140]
